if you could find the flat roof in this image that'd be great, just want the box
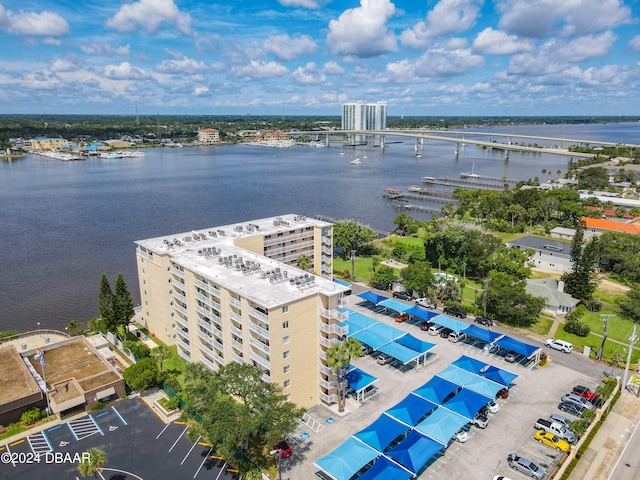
[506,235,572,256]
[0,346,41,405]
[135,214,347,308]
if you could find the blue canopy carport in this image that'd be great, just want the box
[340,311,379,336]
[451,354,489,374]
[386,430,444,475]
[461,324,503,344]
[385,393,438,426]
[494,335,542,365]
[378,298,413,314]
[481,365,519,387]
[357,291,389,305]
[356,456,413,480]
[405,306,438,323]
[430,314,470,333]
[351,322,405,350]
[385,333,437,368]
[315,436,379,480]
[443,388,493,419]
[347,366,378,402]
[415,407,470,444]
[413,376,460,404]
[354,413,411,451]
[437,365,505,399]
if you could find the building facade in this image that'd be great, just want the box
[29,137,70,150]
[135,214,349,409]
[198,128,220,145]
[341,101,387,145]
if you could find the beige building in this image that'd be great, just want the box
[135,214,349,409]
[29,137,70,150]
[198,128,220,145]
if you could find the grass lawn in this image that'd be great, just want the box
[528,317,554,336]
[334,257,375,283]
[380,235,425,249]
[554,328,640,364]
[163,346,189,383]
[593,290,622,305]
[579,306,633,340]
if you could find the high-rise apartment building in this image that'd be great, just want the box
[197,128,220,145]
[341,101,387,131]
[135,214,349,409]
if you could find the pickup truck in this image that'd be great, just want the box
[534,418,576,443]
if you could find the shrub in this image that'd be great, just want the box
[20,407,44,425]
[163,375,182,394]
[563,320,590,337]
[123,340,151,360]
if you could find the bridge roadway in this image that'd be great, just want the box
[296,129,640,158]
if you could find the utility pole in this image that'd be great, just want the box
[622,324,638,392]
[597,314,613,361]
[350,249,356,283]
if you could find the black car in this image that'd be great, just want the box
[440,328,454,338]
[474,316,493,327]
[393,291,413,301]
[443,306,467,318]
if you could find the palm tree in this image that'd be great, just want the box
[296,253,312,271]
[66,320,82,336]
[77,448,107,479]
[325,337,362,412]
[151,345,172,374]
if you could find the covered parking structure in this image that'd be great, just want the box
[315,436,379,480]
[437,365,506,399]
[430,314,470,333]
[340,311,378,336]
[378,298,413,314]
[494,335,542,366]
[376,333,437,368]
[357,290,389,306]
[442,388,492,419]
[451,354,519,387]
[461,324,503,344]
[414,406,470,445]
[346,366,378,402]
[385,393,438,427]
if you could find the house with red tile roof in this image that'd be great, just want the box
[582,216,640,235]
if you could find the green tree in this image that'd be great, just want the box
[401,261,433,297]
[561,222,600,301]
[77,448,107,479]
[295,253,312,271]
[87,317,106,333]
[618,284,640,323]
[123,340,151,360]
[371,265,397,290]
[326,338,362,412]
[98,273,115,332]
[113,273,135,339]
[577,166,609,190]
[482,246,532,280]
[151,345,173,374]
[66,320,83,336]
[123,357,161,392]
[333,220,376,258]
[598,232,640,283]
[630,207,640,217]
[485,271,544,327]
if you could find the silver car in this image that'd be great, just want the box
[562,393,595,410]
[508,454,545,479]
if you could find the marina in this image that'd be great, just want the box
[30,150,83,161]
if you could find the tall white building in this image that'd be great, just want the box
[341,101,387,145]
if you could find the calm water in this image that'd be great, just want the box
[1,123,639,332]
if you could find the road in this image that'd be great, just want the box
[607,416,640,480]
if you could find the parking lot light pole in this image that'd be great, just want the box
[622,324,638,392]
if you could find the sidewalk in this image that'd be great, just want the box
[569,390,640,480]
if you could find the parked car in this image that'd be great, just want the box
[361,385,379,400]
[472,411,489,428]
[496,388,510,399]
[534,418,576,443]
[454,429,469,443]
[360,344,373,356]
[493,477,514,480]
[558,401,587,416]
[427,324,445,336]
[415,298,436,309]
[534,430,570,452]
[393,291,413,301]
[273,440,292,459]
[395,312,410,323]
[420,321,433,331]
[486,400,500,413]
[377,354,392,365]
[562,393,595,410]
[474,316,493,327]
[504,351,518,363]
[507,454,545,479]
[440,327,454,338]
[549,413,571,428]
[443,306,467,318]
[545,338,573,353]
[573,385,599,402]
[448,331,465,343]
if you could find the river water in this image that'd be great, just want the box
[1,122,638,332]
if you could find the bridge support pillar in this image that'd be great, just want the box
[380,136,385,149]
[325,134,329,147]
[455,143,459,155]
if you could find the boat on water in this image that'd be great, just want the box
[351,158,362,165]
[118,150,145,158]
[461,160,479,177]
[415,153,423,158]
[98,152,123,159]
[339,152,346,155]
[421,176,435,183]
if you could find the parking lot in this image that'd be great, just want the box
[0,398,241,480]
[288,294,601,480]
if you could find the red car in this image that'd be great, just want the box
[273,440,292,459]
[572,385,598,402]
[420,322,433,331]
[496,388,510,399]
[395,313,410,323]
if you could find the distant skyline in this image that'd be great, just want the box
[1,0,639,116]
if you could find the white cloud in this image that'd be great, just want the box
[293,62,326,84]
[401,0,482,48]
[106,0,194,36]
[230,60,288,80]
[103,62,150,80]
[278,0,328,7]
[327,0,397,57]
[49,57,77,72]
[629,35,640,52]
[81,43,131,56]
[497,0,631,38]
[262,34,317,61]
[0,4,68,37]
[473,28,533,55]
[194,86,209,96]
[323,61,345,75]
[156,57,208,75]
[386,46,484,82]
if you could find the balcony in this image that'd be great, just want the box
[320,308,348,322]
[319,363,333,376]
[319,350,327,362]
[248,307,268,323]
[319,322,348,336]
[229,297,242,309]
[212,327,223,340]
[171,267,185,279]
[196,304,210,318]
[175,328,190,341]
[174,315,188,329]
[321,255,332,265]
[195,291,209,304]
[264,231,313,246]
[212,339,224,353]
[319,392,339,404]
[232,353,244,364]
[174,303,188,316]
[176,337,190,352]
[322,246,332,255]
[319,378,339,390]
[249,351,270,370]
[172,290,186,303]
[266,239,315,256]
[250,337,270,355]
[197,329,212,343]
[197,318,212,332]
[211,351,224,365]
[200,354,216,371]
[248,321,269,340]
[232,339,243,352]
[230,325,243,338]
[194,280,220,298]
[230,311,242,323]
[319,337,341,348]
[171,278,185,290]
[177,348,190,362]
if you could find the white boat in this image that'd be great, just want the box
[118,150,145,158]
[98,152,123,159]
[351,158,362,165]
[340,152,346,155]
[421,176,435,183]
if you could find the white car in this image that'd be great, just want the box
[487,400,500,414]
[454,429,469,443]
[545,338,573,353]
[415,298,436,309]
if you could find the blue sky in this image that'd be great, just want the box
[1,0,639,116]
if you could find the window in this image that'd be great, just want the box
[283,365,290,374]
[282,321,289,329]
[282,305,289,314]
[284,380,290,388]
[283,335,290,344]
[283,350,289,359]
[285,394,291,401]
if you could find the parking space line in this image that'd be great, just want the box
[4,444,15,467]
[156,423,171,439]
[111,406,127,425]
[9,439,24,447]
[169,425,189,452]
[95,411,109,418]
[89,415,105,436]
[27,431,53,454]
[67,422,79,441]
[213,460,227,480]
[193,447,213,478]
[181,436,201,465]
[47,425,62,432]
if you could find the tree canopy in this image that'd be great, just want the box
[561,222,600,301]
[371,264,397,290]
[485,271,544,327]
[333,220,377,258]
[122,357,161,392]
[401,261,433,297]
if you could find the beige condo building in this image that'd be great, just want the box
[198,128,220,145]
[135,214,349,409]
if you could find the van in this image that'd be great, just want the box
[448,331,465,343]
[427,324,444,336]
[545,338,573,353]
